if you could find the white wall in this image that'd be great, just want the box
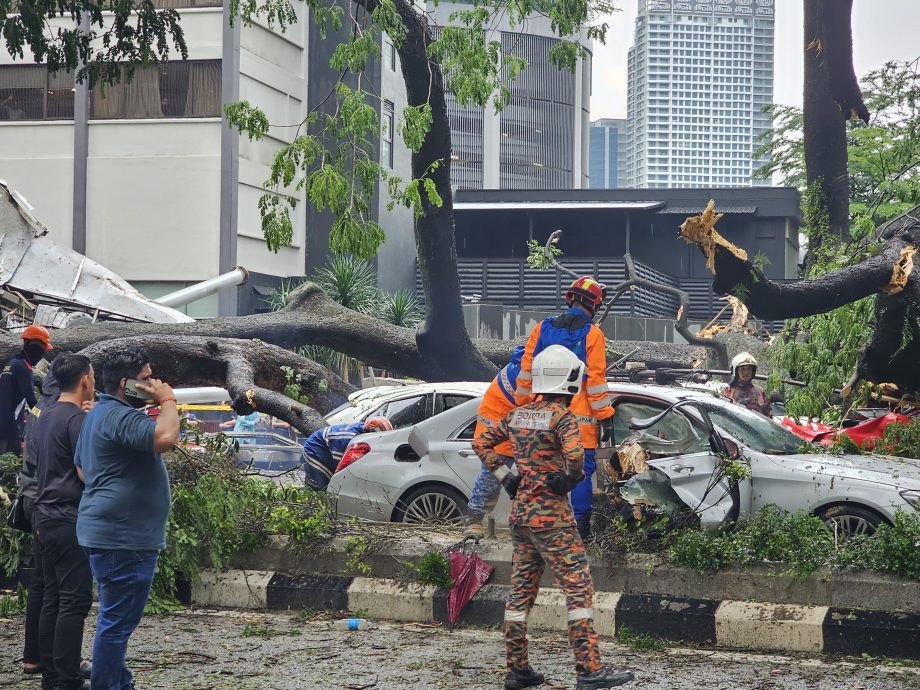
[85,120,222,281]
[237,5,308,278]
[0,123,75,246]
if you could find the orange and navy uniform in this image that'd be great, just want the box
[473,345,524,458]
[513,309,614,449]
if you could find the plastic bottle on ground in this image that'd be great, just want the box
[334,618,374,631]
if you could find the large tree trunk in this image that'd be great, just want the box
[386,0,496,380]
[804,0,850,247]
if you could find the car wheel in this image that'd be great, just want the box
[817,504,884,541]
[395,485,466,526]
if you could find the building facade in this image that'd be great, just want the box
[589,118,628,189]
[625,0,775,189]
[428,1,592,191]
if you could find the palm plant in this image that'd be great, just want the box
[382,288,424,328]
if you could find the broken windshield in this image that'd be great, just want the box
[697,398,801,455]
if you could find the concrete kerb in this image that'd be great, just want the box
[202,528,920,659]
[190,569,920,660]
[229,529,920,615]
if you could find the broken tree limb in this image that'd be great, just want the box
[682,201,920,395]
[76,335,354,434]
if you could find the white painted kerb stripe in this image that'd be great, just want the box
[347,577,436,622]
[191,569,274,609]
[715,600,827,653]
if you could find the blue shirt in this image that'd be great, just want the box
[233,412,261,433]
[75,393,171,551]
[301,422,367,488]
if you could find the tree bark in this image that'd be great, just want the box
[391,0,496,381]
[77,336,354,434]
[804,0,851,246]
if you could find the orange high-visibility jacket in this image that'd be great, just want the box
[514,319,614,449]
[473,378,515,457]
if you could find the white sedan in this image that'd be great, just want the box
[327,383,920,536]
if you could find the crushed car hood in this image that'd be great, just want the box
[789,453,920,488]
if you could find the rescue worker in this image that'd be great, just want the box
[0,325,53,455]
[722,352,771,416]
[302,417,393,489]
[514,276,615,538]
[462,345,525,538]
[474,345,635,690]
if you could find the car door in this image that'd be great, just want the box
[613,398,739,531]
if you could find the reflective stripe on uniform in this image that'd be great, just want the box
[567,607,593,621]
[497,365,516,404]
[517,370,532,381]
[303,452,332,480]
[505,609,528,623]
[575,416,595,425]
[477,415,494,427]
[589,396,612,410]
[586,384,609,395]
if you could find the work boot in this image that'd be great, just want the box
[504,666,545,689]
[462,510,485,539]
[575,667,635,689]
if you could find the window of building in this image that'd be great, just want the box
[0,65,74,121]
[90,60,221,119]
[384,38,397,71]
[382,99,394,168]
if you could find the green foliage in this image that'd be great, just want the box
[412,551,454,589]
[382,289,424,329]
[833,512,920,580]
[0,453,26,578]
[616,626,666,653]
[242,623,276,638]
[343,534,372,575]
[757,59,920,228]
[720,456,752,484]
[147,448,339,612]
[880,418,920,459]
[1,0,187,86]
[525,237,563,271]
[0,584,27,616]
[266,255,422,379]
[280,365,310,405]
[226,0,610,260]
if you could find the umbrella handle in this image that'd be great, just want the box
[461,535,481,554]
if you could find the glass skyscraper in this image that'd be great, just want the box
[589,118,627,188]
[625,0,774,188]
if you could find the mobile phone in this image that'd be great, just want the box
[124,378,154,401]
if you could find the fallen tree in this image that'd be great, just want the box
[680,201,920,397]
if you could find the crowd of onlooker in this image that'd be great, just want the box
[5,325,179,690]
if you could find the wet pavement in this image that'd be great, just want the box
[2,608,918,689]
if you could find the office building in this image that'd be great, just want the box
[589,118,628,188]
[625,0,775,188]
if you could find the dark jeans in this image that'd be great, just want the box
[86,549,159,690]
[35,519,93,690]
[23,536,44,666]
[0,437,22,455]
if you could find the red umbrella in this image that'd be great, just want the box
[447,537,495,624]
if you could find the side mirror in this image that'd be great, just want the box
[710,434,740,460]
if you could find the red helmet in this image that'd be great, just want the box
[363,417,393,433]
[21,324,52,350]
[565,276,606,310]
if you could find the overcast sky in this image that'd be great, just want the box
[590,0,920,119]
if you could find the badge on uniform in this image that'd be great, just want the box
[510,409,553,430]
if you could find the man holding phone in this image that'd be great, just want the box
[74,347,179,690]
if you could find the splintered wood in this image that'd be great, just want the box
[880,245,917,295]
[679,199,748,274]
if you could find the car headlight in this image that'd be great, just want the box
[899,490,920,510]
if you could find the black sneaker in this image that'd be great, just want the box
[504,666,545,689]
[575,667,635,689]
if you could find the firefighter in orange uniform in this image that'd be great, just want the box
[514,277,615,538]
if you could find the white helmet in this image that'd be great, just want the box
[730,352,758,380]
[531,345,585,396]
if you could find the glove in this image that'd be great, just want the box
[501,473,522,499]
[546,471,582,496]
[599,418,615,445]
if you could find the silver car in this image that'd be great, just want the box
[327,383,920,535]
